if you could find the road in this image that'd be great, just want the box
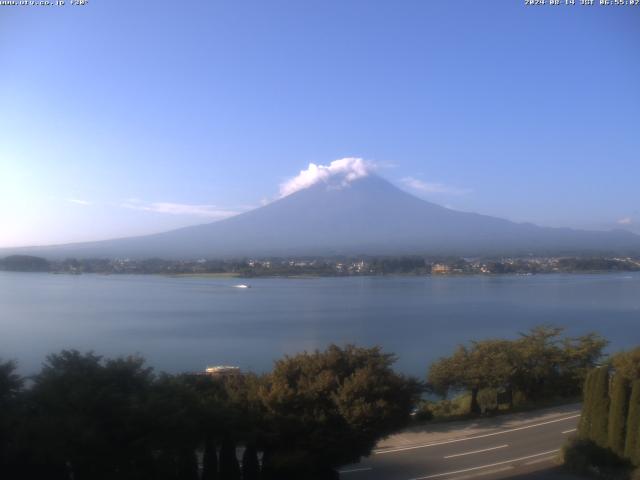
[339,405,582,480]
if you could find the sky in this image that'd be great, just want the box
[1,0,639,248]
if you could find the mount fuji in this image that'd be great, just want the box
[5,174,640,259]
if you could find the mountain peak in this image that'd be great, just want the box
[3,170,639,259]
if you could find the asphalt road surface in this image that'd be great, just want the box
[340,406,581,480]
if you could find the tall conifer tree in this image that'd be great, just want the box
[590,367,611,448]
[608,375,631,457]
[578,369,597,439]
[624,380,640,466]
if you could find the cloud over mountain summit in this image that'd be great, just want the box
[279,157,375,197]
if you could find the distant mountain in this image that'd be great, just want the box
[4,175,640,259]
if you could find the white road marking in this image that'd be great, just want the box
[375,413,580,455]
[444,444,509,459]
[409,449,560,480]
[523,455,557,466]
[562,428,577,434]
[339,467,373,474]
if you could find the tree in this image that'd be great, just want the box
[241,443,260,480]
[477,388,498,414]
[427,346,469,399]
[260,344,422,476]
[467,340,516,413]
[428,326,607,415]
[559,332,608,396]
[624,380,640,466]
[24,350,158,479]
[578,369,597,440]
[428,339,519,414]
[590,366,610,449]
[260,448,277,480]
[219,436,241,480]
[0,254,49,272]
[177,448,198,480]
[0,360,22,405]
[607,374,631,457]
[0,360,23,475]
[511,326,565,402]
[155,450,179,480]
[146,374,201,479]
[612,348,640,382]
[427,341,504,414]
[202,437,218,480]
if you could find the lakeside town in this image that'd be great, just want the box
[1,254,639,276]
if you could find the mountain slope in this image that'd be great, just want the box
[5,175,640,259]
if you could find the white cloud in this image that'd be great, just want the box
[617,217,633,225]
[66,198,92,206]
[121,200,240,219]
[279,157,375,198]
[400,177,471,195]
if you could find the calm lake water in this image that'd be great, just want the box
[1,272,639,377]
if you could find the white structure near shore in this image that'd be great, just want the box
[204,365,242,377]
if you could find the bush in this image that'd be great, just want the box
[426,394,472,420]
[562,438,630,476]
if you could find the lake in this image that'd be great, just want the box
[1,272,639,377]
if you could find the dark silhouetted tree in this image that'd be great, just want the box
[177,448,198,480]
[0,360,24,476]
[202,437,218,480]
[260,449,275,480]
[25,351,157,480]
[219,436,241,480]
[241,443,260,480]
[155,450,179,480]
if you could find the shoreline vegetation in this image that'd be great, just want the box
[1,254,639,277]
[0,345,421,480]
[2,325,632,479]
[422,325,607,420]
[169,272,243,278]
